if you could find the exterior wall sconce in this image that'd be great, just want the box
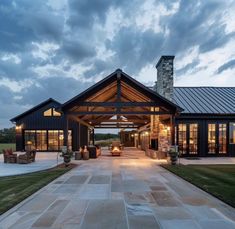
[15,125,22,130]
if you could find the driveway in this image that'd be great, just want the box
[0,148,234,228]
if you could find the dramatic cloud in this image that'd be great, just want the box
[217,59,235,74]
[0,0,235,128]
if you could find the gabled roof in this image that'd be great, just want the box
[61,69,183,112]
[173,87,235,114]
[10,98,61,122]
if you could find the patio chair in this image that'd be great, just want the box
[3,149,17,163]
[18,150,36,164]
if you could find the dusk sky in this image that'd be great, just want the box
[1,0,235,129]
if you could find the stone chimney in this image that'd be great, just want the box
[155,56,174,101]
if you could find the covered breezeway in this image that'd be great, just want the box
[59,69,182,156]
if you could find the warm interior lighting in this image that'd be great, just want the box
[167,126,171,131]
[112,146,120,152]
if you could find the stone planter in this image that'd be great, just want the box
[150,151,157,159]
[168,152,178,165]
[83,151,89,160]
[75,151,82,160]
[63,155,71,167]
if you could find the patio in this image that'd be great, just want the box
[0,148,234,228]
[0,152,63,177]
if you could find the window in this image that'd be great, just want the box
[53,108,61,116]
[24,130,72,151]
[219,124,227,154]
[24,130,36,150]
[43,108,61,117]
[36,130,47,151]
[189,124,198,154]
[43,108,52,116]
[178,124,187,154]
[208,124,216,154]
[229,122,235,144]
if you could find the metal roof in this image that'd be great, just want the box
[173,87,235,114]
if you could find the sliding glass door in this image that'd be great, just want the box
[24,130,72,151]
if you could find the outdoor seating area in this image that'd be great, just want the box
[3,148,36,164]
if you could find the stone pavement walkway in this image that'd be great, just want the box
[0,152,63,177]
[0,148,235,229]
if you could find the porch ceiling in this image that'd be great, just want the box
[61,70,181,128]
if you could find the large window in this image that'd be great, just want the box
[189,124,198,154]
[208,124,216,154]
[178,124,187,155]
[24,130,72,151]
[36,130,47,151]
[229,123,235,144]
[24,130,36,149]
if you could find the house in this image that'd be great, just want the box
[11,56,235,157]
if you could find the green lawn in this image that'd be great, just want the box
[0,164,74,214]
[0,143,16,153]
[162,164,235,208]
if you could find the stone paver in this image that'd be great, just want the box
[0,147,235,229]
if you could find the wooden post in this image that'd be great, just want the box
[63,113,68,147]
[171,115,175,145]
[92,129,95,145]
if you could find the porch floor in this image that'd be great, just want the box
[0,147,235,228]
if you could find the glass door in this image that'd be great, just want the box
[207,123,227,155]
[208,124,216,154]
[218,124,227,155]
[178,123,198,156]
[189,124,198,155]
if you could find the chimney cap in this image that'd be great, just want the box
[156,55,175,68]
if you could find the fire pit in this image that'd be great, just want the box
[111,142,122,156]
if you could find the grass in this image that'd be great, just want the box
[162,164,235,208]
[0,164,75,215]
[0,143,16,153]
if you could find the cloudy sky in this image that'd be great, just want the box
[1,0,235,129]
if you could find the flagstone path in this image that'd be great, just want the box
[0,148,235,229]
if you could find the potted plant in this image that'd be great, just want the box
[61,146,73,167]
[168,146,178,165]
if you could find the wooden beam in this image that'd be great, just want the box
[68,115,93,128]
[67,111,173,115]
[73,101,158,107]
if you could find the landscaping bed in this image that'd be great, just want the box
[162,164,235,208]
[0,163,76,214]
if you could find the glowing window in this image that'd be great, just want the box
[53,108,61,116]
[43,108,52,116]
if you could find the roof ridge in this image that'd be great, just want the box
[174,86,235,88]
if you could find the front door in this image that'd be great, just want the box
[178,123,198,156]
[207,123,227,156]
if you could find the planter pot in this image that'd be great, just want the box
[168,153,178,165]
[75,152,82,160]
[83,151,89,160]
[150,151,157,159]
[63,155,71,166]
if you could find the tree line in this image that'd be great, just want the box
[0,127,16,143]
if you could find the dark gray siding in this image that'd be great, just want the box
[15,101,88,151]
